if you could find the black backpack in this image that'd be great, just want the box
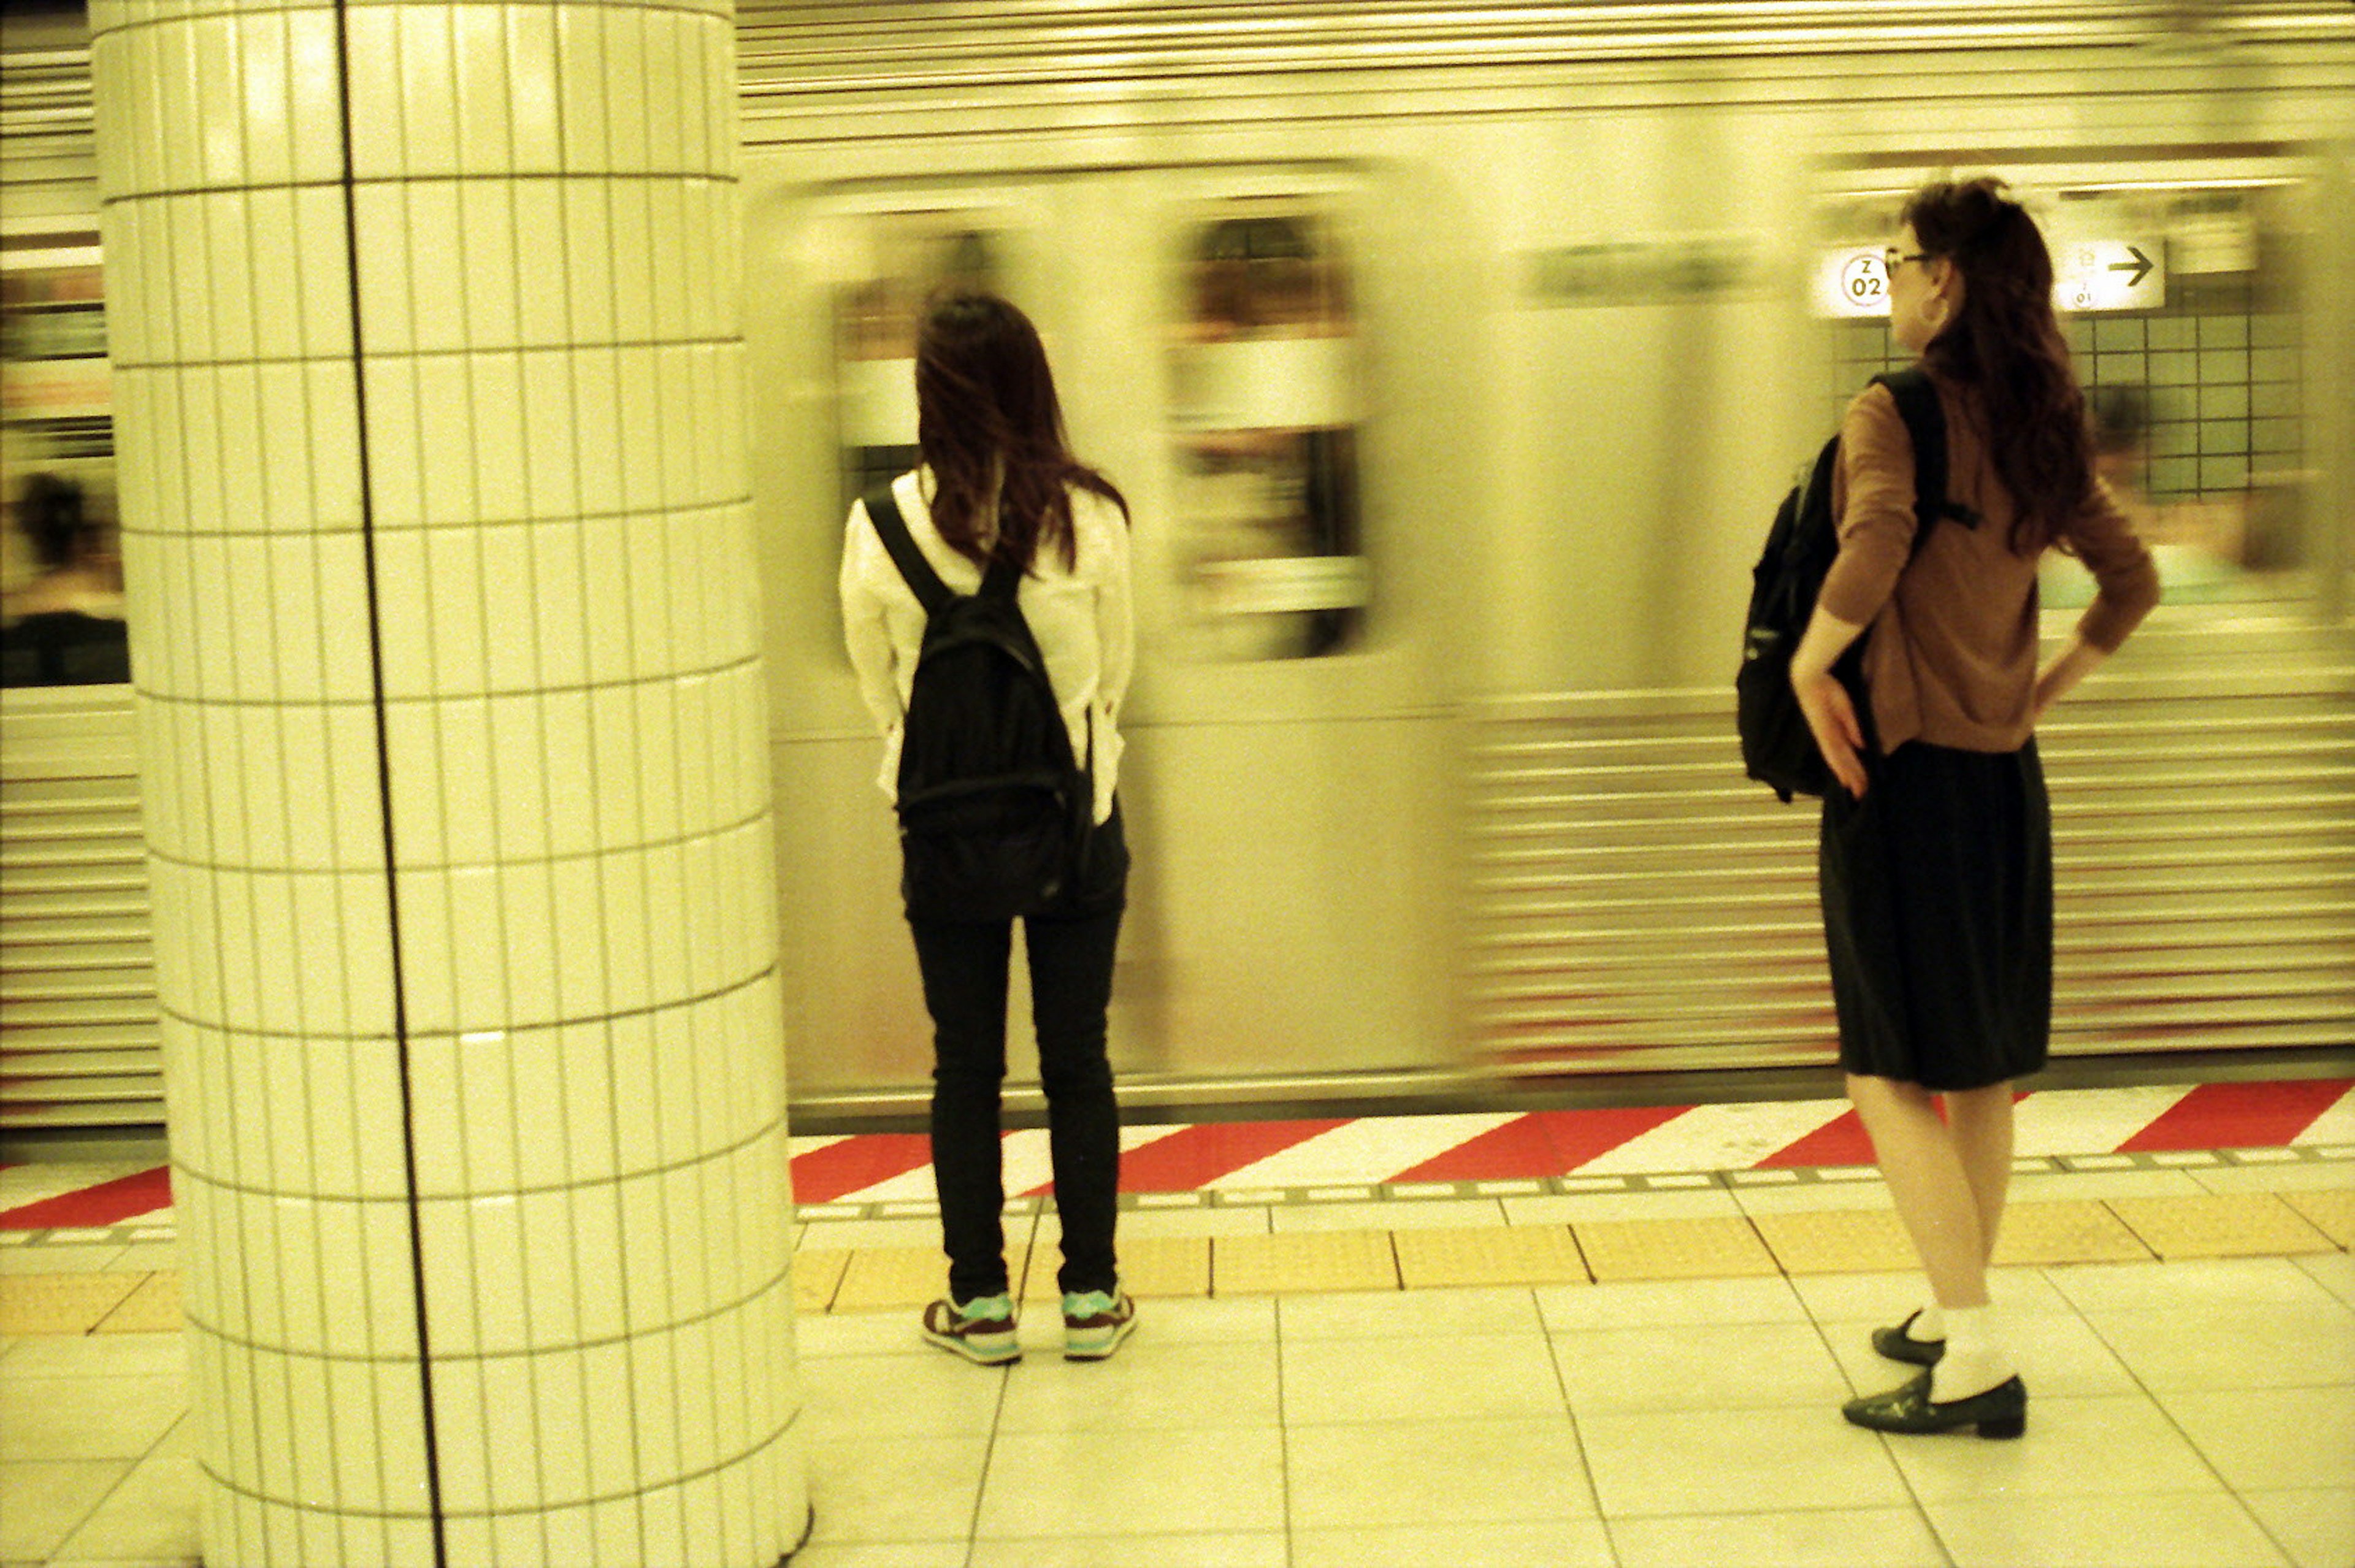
[1737,368,1972,802]
[865,484,1092,921]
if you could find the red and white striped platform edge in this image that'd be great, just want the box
[784,1079,2355,1209]
[4,1079,2351,1233]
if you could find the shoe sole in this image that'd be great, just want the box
[1062,1314,1136,1361]
[922,1327,1020,1366]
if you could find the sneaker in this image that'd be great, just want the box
[921,1294,1019,1365]
[1061,1289,1136,1361]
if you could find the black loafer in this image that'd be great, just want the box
[1871,1309,1947,1367]
[1843,1370,2026,1439]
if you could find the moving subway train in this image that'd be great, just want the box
[2,2,2353,1134]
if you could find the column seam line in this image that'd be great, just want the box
[335,2,451,1561]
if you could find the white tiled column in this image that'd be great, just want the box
[88,4,805,1563]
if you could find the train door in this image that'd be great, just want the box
[748,166,1461,1111]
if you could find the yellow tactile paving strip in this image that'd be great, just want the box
[1211,1229,1400,1296]
[0,1271,146,1335]
[2107,1193,2338,1259]
[2284,1188,2355,1248]
[1394,1224,1590,1290]
[7,1184,2352,1329]
[1748,1209,1917,1275]
[1992,1201,2154,1266]
[1574,1217,1782,1281]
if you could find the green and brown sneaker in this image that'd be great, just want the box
[1061,1289,1136,1361]
[921,1294,1019,1365]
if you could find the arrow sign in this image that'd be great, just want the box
[2060,239,2164,312]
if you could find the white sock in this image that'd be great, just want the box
[1931,1304,2014,1402]
[1910,1303,1947,1342]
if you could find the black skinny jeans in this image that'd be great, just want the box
[906,823,1125,1302]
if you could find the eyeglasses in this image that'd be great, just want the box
[1883,248,1931,273]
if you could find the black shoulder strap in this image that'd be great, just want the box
[864,483,952,617]
[1871,368,1982,548]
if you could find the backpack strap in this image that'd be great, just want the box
[1871,367,1982,550]
[864,482,953,617]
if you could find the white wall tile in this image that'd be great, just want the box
[368,528,432,698]
[513,187,571,345]
[561,184,618,345]
[551,854,609,1016]
[322,701,385,862]
[581,1340,638,1497]
[467,1196,529,1351]
[381,701,443,862]
[446,863,507,1021]
[336,870,399,1038]
[434,697,495,865]
[611,182,656,347]
[405,181,465,351]
[286,7,346,186]
[559,1020,617,1183]
[539,689,595,853]
[391,868,453,1034]
[424,526,487,692]
[293,186,354,358]
[266,535,324,701]
[360,358,423,527]
[644,11,687,174]
[360,1199,421,1354]
[232,703,289,868]
[204,192,257,359]
[393,6,459,175]
[416,356,477,523]
[255,362,313,522]
[486,692,548,854]
[236,10,293,187]
[607,1012,659,1173]
[427,1356,488,1502]
[224,534,277,702]
[191,13,245,186]
[556,6,611,176]
[588,683,644,835]
[603,7,651,176]
[304,359,364,526]
[177,365,227,538]
[156,20,202,190]
[564,1180,628,1336]
[499,862,560,1022]
[508,5,561,174]
[276,708,333,868]
[451,3,514,176]
[573,347,627,514]
[324,1358,380,1507]
[349,184,413,353]
[467,353,529,522]
[519,350,583,516]
[123,28,166,198]
[619,350,663,511]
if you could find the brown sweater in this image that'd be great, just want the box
[1818,374,2160,754]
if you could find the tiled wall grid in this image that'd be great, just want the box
[1834,288,2297,501]
[85,4,805,1566]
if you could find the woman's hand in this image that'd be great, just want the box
[1789,606,1872,798]
[1793,666,1870,798]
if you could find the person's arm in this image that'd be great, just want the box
[838,501,905,735]
[1790,606,1871,797]
[1093,498,1135,725]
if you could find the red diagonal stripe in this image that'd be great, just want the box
[1117,1118,1349,1194]
[2119,1079,2354,1152]
[0,1165,173,1230]
[1395,1105,1691,1183]
[789,1134,935,1205]
[1757,1109,1879,1169]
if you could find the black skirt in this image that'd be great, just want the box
[1820,739,2053,1091]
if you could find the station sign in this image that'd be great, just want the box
[1815,237,2165,319]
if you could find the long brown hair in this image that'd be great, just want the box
[914,291,1128,572]
[1904,177,2092,551]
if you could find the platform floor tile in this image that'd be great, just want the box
[793,1247,851,1312]
[2283,1188,2355,1249]
[2107,1192,2338,1259]
[1392,1223,1590,1290]
[1993,1201,2154,1266]
[832,1245,952,1310]
[94,1271,180,1334]
[1211,1230,1399,1296]
[1572,1217,1779,1281]
[1750,1207,1917,1275]
[0,1272,143,1336]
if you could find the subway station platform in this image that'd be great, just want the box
[3,1081,2352,1566]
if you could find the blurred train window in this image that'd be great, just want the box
[832,216,1005,510]
[1817,174,2310,609]
[1,235,128,687]
[1166,204,1366,660]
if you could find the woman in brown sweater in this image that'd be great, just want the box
[1791,178,2159,1438]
